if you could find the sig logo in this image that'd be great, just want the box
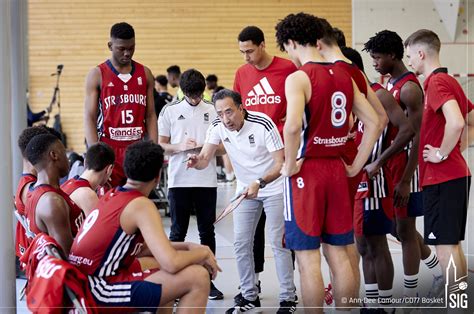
[446,256,468,309]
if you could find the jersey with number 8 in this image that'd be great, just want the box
[296,62,354,159]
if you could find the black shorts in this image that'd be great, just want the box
[423,176,471,245]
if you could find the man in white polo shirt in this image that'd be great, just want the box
[187,89,296,313]
[158,68,223,299]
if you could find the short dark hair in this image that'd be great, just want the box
[363,30,404,60]
[317,18,338,46]
[85,142,115,171]
[180,69,206,98]
[213,89,242,108]
[155,75,168,86]
[166,65,181,76]
[206,74,218,83]
[275,12,323,52]
[25,134,60,166]
[124,141,164,182]
[238,26,265,45]
[333,27,347,47]
[42,126,63,141]
[110,22,135,40]
[341,47,364,72]
[404,29,441,53]
[18,126,50,157]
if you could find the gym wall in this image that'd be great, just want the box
[28,0,352,153]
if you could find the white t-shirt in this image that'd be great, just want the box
[206,110,284,197]
[159,99,217,188]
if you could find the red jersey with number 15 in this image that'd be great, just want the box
[297,62,354,159]
[97,60,147,147]
[69,187,145,281]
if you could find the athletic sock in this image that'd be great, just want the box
[379,288,393,307]
[365,283,379,307]
[403,274,418,296]
[423,251,443,277]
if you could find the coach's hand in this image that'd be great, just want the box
[394,180,410,208]
[186,153,200,168]
[246,181,259,199]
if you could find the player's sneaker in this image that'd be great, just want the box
[225,296,261,313]
[209,281,224,300]
[276,300,297,313]
[324,283,334,306]
[427,274,444,299]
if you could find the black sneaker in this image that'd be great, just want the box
[209,281,224,300]
[226,296,261,313]
[277,300,297,314]
[234,280,261,302]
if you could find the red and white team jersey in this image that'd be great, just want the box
[420,67,472,187]
[355,83,393,200]
[386,71,423,193]
[296,62,354,159]
[234,56,297,135]
[61,176,93,195]
[69,187,145,282]
[14,173,36,258]
[22,233,97,314]
[24,184,85,246]
[334,61,368,97]
[334,61,368,167]
[97,60,147,164]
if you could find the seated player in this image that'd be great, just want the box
[24,133,85,255]
[68,141,220,312]
[15,126,51,258]
[62,142,115,216]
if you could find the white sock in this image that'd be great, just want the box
[379,288,393,306]
[423,251,443,277]
[403,274,418,296]
[365,283,378,307]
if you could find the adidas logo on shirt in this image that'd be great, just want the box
[178,115,186,120]
[107,82,114,87]
[224,137,231,143]
[428,232,437,240]
[245,77,281,106]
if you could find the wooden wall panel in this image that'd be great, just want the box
[28,0,352,152]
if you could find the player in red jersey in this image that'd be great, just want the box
[14,126,51,259]
[364,30,444,298]
[84,22,157,188]
[24,134,85,255]
[313,19,387,302]
[69,141,220,312]
[342,47,415,307]
[276,13,379,312]
[234,26,297,295]
[61,142,115,216]
[405,29,474,284]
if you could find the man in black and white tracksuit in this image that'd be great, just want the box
[187,89,296,313]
